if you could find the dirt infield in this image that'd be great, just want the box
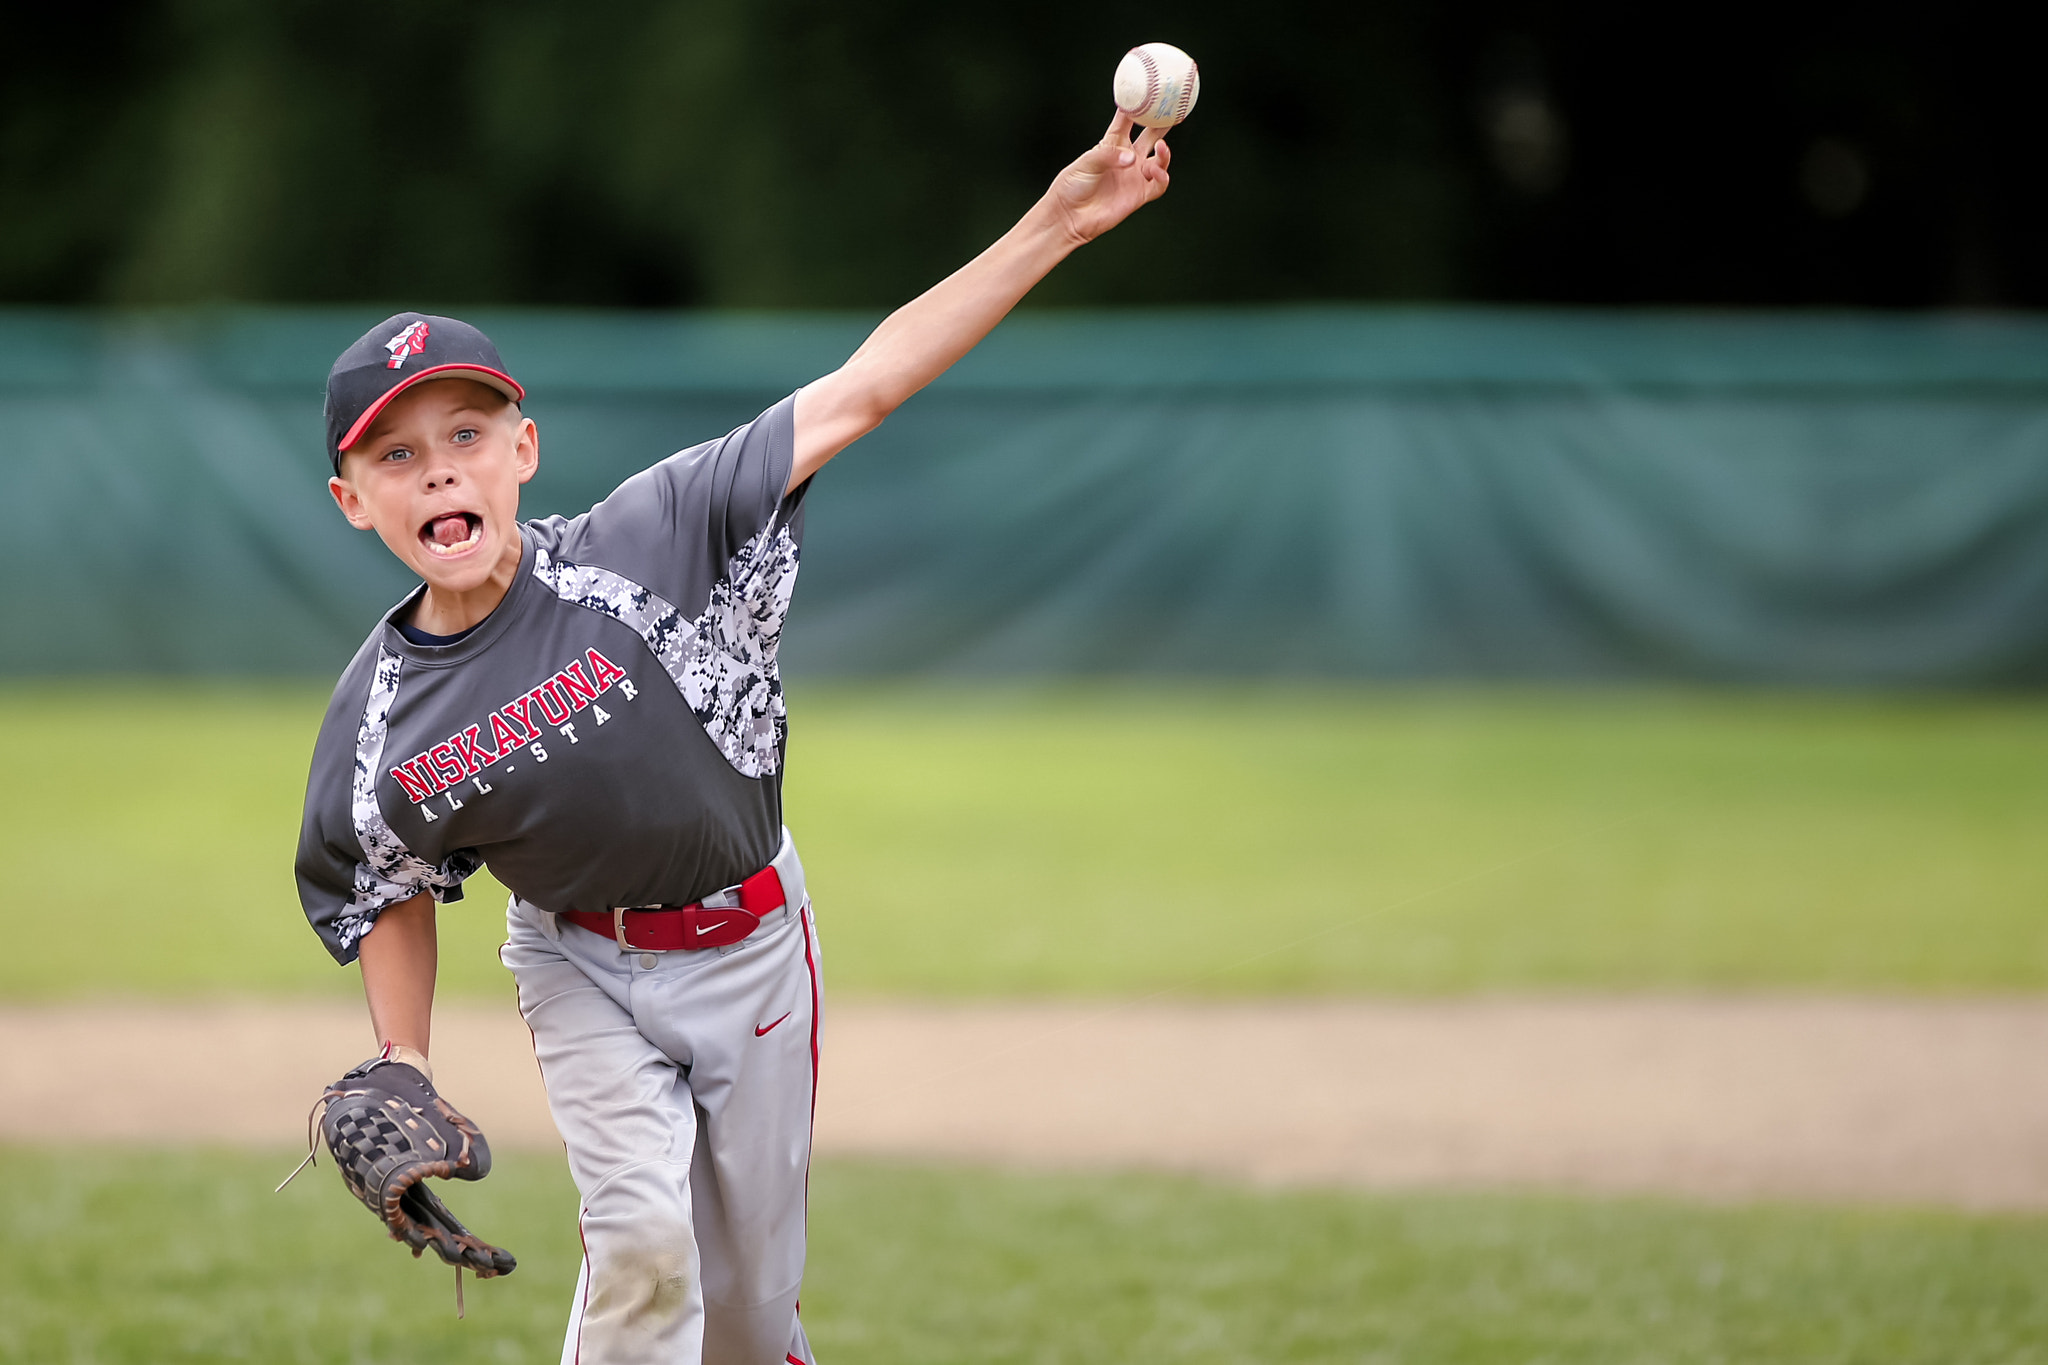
[6,997,2045,1210]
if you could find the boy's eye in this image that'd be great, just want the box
[382,446,413,463]
[453,427,478,443]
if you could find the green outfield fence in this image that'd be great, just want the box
[5,306,2048,682]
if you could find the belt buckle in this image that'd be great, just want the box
[613,907,660,954]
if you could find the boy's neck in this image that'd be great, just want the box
[410,534,524,636]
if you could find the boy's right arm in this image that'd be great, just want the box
[789,109,1173,491]
[357,892,438,1057]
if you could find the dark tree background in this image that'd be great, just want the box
[5,0,2042,309]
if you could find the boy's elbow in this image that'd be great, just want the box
[825,403,890,469]
[837,363,901,430]
[801,368,889,432]
[793,365,907,476]
[852,392,896,437]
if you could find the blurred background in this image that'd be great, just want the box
[9,0,2048,309]
[5,3,2048,1363]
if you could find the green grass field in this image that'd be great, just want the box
[3,1148,2043,1365]
[4,682,2046,998]
[9,684,2047,1364]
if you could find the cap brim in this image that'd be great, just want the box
[336,364,527,454]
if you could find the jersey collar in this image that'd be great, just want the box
[379,525,539,668]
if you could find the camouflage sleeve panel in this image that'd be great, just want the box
[298,638,476,964]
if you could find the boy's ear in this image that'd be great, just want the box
[515,416,540,485]
[328,473,376,530]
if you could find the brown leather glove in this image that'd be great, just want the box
[314,1047,517,1279]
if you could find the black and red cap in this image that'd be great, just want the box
[324,312,526,471]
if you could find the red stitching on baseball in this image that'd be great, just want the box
[1176,60,1199,121]
[1131,46,1161,117]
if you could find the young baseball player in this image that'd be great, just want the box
[295,109,1174,1364]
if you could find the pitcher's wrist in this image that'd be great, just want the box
[376,1040,434,1082]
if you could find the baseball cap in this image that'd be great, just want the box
[324,312,526,470]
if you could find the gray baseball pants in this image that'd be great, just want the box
[501,831,821,1365]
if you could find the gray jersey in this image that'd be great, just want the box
[296,395,805,963]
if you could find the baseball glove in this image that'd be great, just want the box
[311,1046,517,1279]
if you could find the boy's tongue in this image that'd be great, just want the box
[427,514,471,547]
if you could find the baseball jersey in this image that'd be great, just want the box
[296,396,806,964]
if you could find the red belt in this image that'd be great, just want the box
[560,865,786,953]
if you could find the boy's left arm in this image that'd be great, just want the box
[790,109,1174,492]
[357,891,437,1057]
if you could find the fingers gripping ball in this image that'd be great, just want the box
[1113,42,1200,129]
[315,1051,517,1278]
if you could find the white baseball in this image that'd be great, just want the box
[1113,42,1200,130]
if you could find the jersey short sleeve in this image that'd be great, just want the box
[532,393,804,612]
[297,639,481,963]
[524,395,807,781]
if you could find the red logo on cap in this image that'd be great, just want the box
[384,320,430,370]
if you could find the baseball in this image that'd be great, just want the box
[1113,42,1201,130]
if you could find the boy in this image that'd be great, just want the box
[296,109,1174,1363]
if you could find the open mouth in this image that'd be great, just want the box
[420,511,483,558]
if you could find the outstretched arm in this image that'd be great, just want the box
[789,109,1175,492]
